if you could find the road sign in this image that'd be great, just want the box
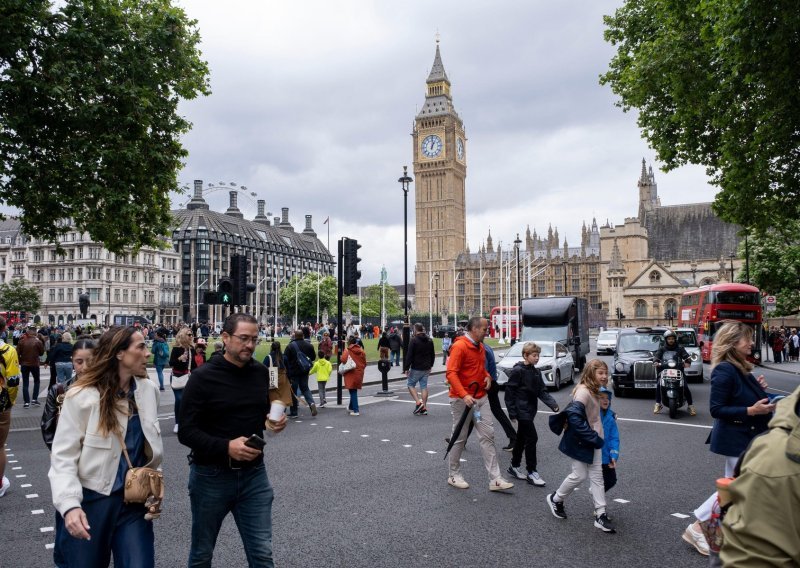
[766,305,777,313]
[765,295,776,305]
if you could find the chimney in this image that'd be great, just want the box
[225,191,243,218]
[279,207,294,231]
[186,179,209,210]
[302,214,317,237]
[274,217,280,226]
[254,199,270,225]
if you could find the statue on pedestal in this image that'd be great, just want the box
[78,290,90,319]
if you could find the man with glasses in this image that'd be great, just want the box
[179,313,286,567]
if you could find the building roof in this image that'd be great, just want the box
[642,202,740,261]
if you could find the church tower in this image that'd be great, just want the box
[413,40,467,318]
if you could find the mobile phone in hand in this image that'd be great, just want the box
[244,434,266,450]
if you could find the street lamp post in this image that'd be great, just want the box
[452,264,462,326]
[428,272,436,333]
[255,276,267,322]
[729,253,735,282]
[514,233,522,340]
[434,273,440,327]
[398,166,413,363]
[196,278,208,324]
[274,277,285,337]
[294,277,299,330]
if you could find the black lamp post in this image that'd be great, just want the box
[729,252,735,282]
[563,260,568,295]
[434,273,440,325]
[398,166,413,362]
[744,233,750,284]
[514,233,522,338]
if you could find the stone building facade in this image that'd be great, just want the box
[0,219,181,325]
[171,181,334,323]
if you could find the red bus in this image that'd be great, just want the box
[678,283,762,363]
[489,306,519,340]
[0,311,23,326]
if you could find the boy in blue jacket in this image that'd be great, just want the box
[598,387,620,492]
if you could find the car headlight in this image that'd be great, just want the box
[539,365,552,371]
[614,361,626,372]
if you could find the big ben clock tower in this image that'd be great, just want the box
[413,40,467,319]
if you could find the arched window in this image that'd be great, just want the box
[700,277,715,286]
[664,298,678,319]
[649,270,661,284]
[634,299,648,318]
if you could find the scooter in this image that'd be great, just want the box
[655,353,698,419]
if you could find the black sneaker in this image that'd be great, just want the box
[31,400,41,406]
[546,493,567,519]
[420,406,428,415]
[23,403,30,408]
[594,513,616,533]
[413,402,423,415]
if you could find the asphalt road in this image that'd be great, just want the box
[3,343,799,568]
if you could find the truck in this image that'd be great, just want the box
[520,296,590,371]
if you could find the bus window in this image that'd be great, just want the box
[711,291,760,305]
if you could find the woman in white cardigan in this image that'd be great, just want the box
[49,326,162,568]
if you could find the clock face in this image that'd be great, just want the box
[421,134,443,158]
[457,137,465,160]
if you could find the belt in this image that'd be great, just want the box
[191,457,263,471]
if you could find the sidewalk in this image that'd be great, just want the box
[759,345,800,375]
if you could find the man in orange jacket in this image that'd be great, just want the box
[446,317,514,492]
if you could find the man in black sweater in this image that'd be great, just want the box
[284,329,317,417]
[403,323,436,415]
[179,313,286,567]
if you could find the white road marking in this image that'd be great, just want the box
[325,426,333,429]
[21,484,31,488]
[310,423,317,426]
[8,460,17,463]
[360,434,369,438]
[671,513,690,519]
[25,494,39,499]
[45,544,55,550]
[16,474,27,478]
[6,453,13,456]
[40,527,54,533]
[403,444,412,448]
[31,510,44,515]
[12,466,21,470]
[425,450,437,454]
[341,430,350,433]
[616,417,712,429]
[428,390,452,399]
[381,439,390,442]
[459,459,467,463]
[614,498,630,504]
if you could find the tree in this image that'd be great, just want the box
[341,284,402,318]
[739,225,800,315]
[0,278,42,314]
[278,274,337,322]
[600,1,800,232]
[0,0,210,252]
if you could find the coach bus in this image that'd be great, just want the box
[678,283,762,363]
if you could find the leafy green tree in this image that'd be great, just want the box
[0,0,210,252]
[600,1,800,231]
[739,225,800,315]
[0,278,42,314]
[278,274,337,321]
[341,284,401,317]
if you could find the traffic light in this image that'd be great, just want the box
[342,238,361,295]
[203,291,218,305]
[615,307,621,319]
[218,278,234,306]
[230,254,257,307]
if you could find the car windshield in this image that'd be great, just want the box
[676,330,698,347]
[505,342,555,358]
[617,333,663,353]
[598,332,617,341]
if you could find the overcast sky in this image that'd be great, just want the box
[174,0,719,285]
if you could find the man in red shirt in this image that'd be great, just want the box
[446,317,514,492]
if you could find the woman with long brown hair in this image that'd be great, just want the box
[49,326,162,567]
[340,335,367,416]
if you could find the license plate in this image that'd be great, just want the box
[663,369,679,377]
[634,382,655,389]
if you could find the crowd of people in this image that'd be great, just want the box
[0,313,797,566]
[766,325,799,363]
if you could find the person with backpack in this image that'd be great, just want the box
[284,330,317,418]
[152,330,170,391]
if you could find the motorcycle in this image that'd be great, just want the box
[655,353,698,419]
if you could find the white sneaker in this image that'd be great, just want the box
[489,478,514,491]
[682,522,710,556]
[173,424,179,434]
[0,476,9,497]
[527,471,546,486]
[348,411,360,416]
[506,465,526,480]
[447,475,469,489]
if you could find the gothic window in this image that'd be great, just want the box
[649,271,661,284]
[664,298,678,318]
[700,277,715,286]
[634,299,648,317]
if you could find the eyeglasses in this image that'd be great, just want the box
[230,334,258,345]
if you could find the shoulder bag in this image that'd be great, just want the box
[171,371,189,390]
[116,432,164,521]
[338,351,357,374]
[265,355,279,390]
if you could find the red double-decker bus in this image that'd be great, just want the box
[489,306,519,340]
[678,283,762,363]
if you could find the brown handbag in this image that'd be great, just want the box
[116,433,164,521]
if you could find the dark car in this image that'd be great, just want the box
[611,326,669,397]
[434,325,456,338]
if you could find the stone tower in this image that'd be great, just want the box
[413,41,467,318]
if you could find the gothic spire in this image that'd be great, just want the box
[639,157,648,184]
[609,239,623,271]
[426,40,450,84]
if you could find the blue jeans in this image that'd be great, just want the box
[289,374,314,415]
[391,350,400,366]
[155,365,165,389]
[188,463,274,568]
[56,489,154,568]
[348,389,359,413]
[55,362,73,384]
[173,387,183,425]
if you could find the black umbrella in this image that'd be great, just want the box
[443,381,481,459]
